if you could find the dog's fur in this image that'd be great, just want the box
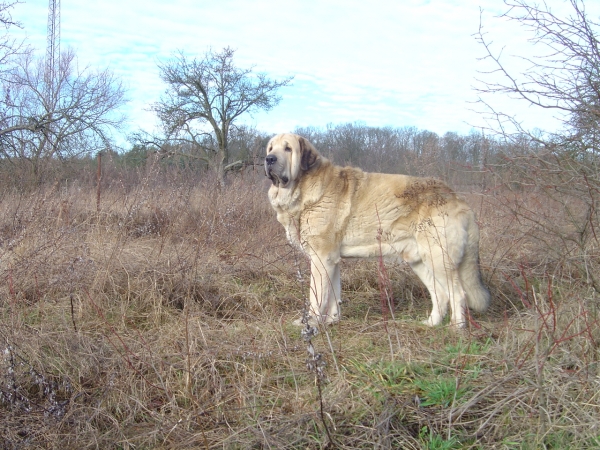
[265,133,490,328]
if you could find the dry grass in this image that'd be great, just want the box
[1,169,599,449]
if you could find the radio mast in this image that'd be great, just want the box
[44,0,60,156]
[45,0,60,100]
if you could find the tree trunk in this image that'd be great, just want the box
[215,131,229,188]
[215,147,226,188]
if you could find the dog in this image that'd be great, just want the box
[265,133,489,328]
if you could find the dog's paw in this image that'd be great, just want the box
[421,316,439,327]
[292,315,339,327]
[292,316,319,327]
[324,315,340,326]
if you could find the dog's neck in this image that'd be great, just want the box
[268,181,301,211]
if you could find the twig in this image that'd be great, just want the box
[69,293,77,332]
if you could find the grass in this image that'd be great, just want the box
[0,169,599,449]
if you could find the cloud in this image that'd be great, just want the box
[12,0,599,145]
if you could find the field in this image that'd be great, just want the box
[1,164,599,449]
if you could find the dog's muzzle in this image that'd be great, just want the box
[266,155,277,166]
[265,154,289,186]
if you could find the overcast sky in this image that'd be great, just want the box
[11,1,600,147]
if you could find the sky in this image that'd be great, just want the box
[10,0,600,148]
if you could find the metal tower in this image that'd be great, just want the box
[45,0,60,94]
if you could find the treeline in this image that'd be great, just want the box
[295,123,500,184]
[0,122,537,191]
[117,122,521,189]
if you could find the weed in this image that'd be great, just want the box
[0,173,599,448]
[414,376,469,408]
[419,426,462,450]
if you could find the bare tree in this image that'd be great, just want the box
[0,48,127,181]
[0,1,25,70]
[152,47,292,186]
[475,0,599,146]
[475,0,600,292]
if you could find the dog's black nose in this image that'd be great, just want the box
[265,155,277,166]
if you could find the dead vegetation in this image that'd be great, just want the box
[0,165,599,449]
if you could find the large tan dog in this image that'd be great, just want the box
[265,133,489,328]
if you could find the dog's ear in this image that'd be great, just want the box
[299,136,318,171]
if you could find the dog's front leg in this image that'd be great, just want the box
[308,253,341,325]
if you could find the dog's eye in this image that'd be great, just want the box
[284,146,292,152]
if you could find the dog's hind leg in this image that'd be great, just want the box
[409,259,449,326]
[422,247,468,328]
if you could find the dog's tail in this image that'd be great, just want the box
[459,213,490,312]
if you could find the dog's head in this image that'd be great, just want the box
[265,133,319,188]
